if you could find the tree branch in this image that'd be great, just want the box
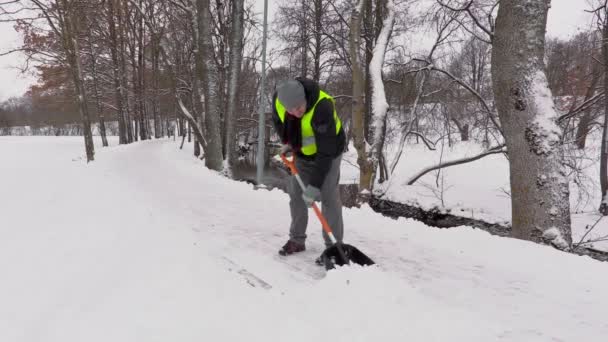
[406,144,506,185]
[436,0,494,39]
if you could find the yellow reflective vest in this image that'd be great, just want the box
[274,90,342,156]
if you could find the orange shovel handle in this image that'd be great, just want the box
[280,153,298,175]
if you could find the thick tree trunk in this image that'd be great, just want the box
[492,0,571,249]
[197,0,223,170]
[224,0,245,173]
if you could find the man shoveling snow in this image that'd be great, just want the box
[271,78,345,260]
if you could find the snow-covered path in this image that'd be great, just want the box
[1,137,607,341]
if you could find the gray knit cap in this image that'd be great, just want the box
[276,80,306,110]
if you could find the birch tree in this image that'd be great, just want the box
[492,0,571,248]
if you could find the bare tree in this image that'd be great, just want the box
[28,0,95,161]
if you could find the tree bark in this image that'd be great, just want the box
[58,0,94,161]
[197,0,223,170]
[107,0,128,144]
[313,0,322,82]
[224,0,245,173]
[599,15,608,215]
[350,0,373,193]
[492,0,571,249]
[86,24,108,147]
[575,59,601,149]
[300,0,308,77]
[369,0,395,183]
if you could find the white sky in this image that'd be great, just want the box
[0,0,594,101]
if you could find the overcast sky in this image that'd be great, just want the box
[0,0,595,101]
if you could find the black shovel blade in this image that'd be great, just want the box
[321,243,375,270]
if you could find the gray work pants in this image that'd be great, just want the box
[287,155,343,247]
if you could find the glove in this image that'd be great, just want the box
[279,144,292,156]
[302,185,321,207]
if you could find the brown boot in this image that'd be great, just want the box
[278,240,305,256]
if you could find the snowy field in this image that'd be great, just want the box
[1,136,607,341]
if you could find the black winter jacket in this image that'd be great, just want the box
[272,78,345,188]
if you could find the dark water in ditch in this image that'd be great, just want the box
[232,162,289,191]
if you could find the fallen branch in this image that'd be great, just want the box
[177,97,207,150]
[557,92,604,123]
[573,215,605,249]
[406,144,506,185]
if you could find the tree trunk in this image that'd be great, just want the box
[575,60,601,149]
[599,17,608,215]
[197,0,223,170]
[119,0,133,143]
[363,0,373,142]
[224,0,245,173]
[152,37,162,138]
[86,25,108,147]
[350,0,373,193]
[300,0,308,77]
[492,0,571,249]
[137,2,147,141]
[369,0,395,183]
[107,0,128,144]
[59,0,94,161]
[313,0,322,82]
[99,116,108,146]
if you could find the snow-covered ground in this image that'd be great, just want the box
[1,136,607,341]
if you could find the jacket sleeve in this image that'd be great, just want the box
[309,98,339,188]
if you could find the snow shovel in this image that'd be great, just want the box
[280,153,375,270]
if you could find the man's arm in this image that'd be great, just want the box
[309,98,339,188]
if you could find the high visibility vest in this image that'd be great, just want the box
[275,90,342,156]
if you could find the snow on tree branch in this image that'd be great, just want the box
[369,0,396,166]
